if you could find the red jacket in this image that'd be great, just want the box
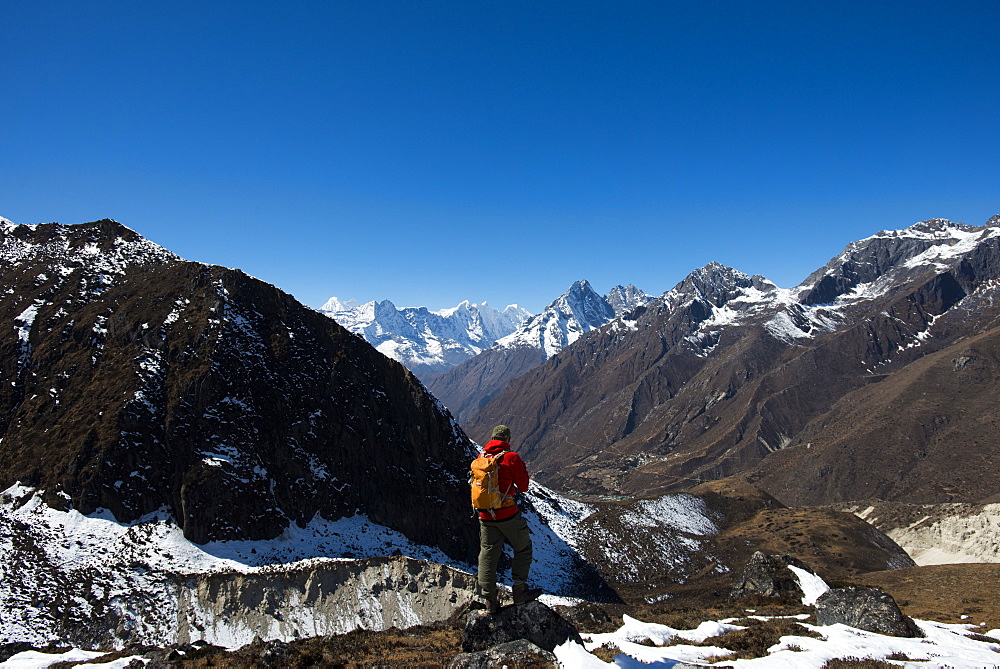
[478,440,529,521]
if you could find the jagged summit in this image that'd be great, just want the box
[606,284,650,316]
[426,280,652,424]
[908,218,977,235]
[664,262,776,310]
[799,217,1000,306]
[497,279,652,359]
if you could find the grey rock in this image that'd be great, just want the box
[729,551,811,602]
[448,639,558,668]
[815,588,923,637]
[461,600,583,653]
[555,601,615,633]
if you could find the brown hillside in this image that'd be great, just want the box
[751,323,1000,506]
[857,564,1000,630]
[426,345,544,426]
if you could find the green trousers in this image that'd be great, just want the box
[477,512,532,598]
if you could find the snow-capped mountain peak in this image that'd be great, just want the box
[661,262,776,313]
[606,283,652,316]
[798,217,1000,306]
[320,296,360,312]
[322,297,531,380]
[497,280,652,359]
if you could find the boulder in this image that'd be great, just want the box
[729,551,812,602]
[815,588,923,637]
[555,601,616,633]
[448,639,558,668]
[461,601,583,653]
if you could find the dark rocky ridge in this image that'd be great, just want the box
[466,218,1000,505]
[0,219,478,560]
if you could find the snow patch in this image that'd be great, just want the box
[788,565,830,605]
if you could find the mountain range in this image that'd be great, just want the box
[463,216,1000,505]
[427,280,652,424]
[320,297,531,382]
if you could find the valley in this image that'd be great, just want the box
[3,214,1000,667]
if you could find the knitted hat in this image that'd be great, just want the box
[491,425,511,441]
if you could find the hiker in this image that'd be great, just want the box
[471,424,542,612]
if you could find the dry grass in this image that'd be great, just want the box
[171,625,463,668]
[821,658,896,668]
[855,563,1000,631]
[691,618,822,660]
[885,651,929,661]
[590,643,623,662]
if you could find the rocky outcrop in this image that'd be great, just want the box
[729,551,811,603]
[815,588,923,637]
[0,219,479,560]
[177,556,479,648]
[542,480,914,606]
[460,601,583,653]
[449,639,558,668]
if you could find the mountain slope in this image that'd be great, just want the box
[427,280,651,425]
[750,322,1000,505]
[467,217,1000,504]
[0,218,478,560]
[321,298,530,382]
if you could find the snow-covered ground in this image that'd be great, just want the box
[0,480,602,649]
[556,614,1000,668]
[6,587,1000,668]
[554,568,1000,669]
[4,619,999,669]
[5,483,1000,667]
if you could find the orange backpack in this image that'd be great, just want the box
[469,451,515,517]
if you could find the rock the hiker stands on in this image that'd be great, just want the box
[460,601,583,653]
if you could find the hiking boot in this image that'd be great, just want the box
[484,592,502,613]
[512,583,542,605]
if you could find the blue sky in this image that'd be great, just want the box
[3,1,998,313]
